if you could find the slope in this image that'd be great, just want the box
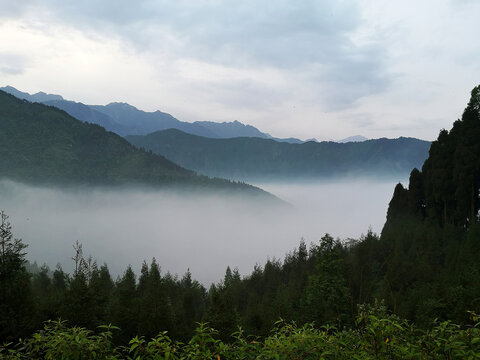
[42,99,124,134]
[383,84,480,230]
[364,84,480,325]
[0,90,269,196]
[126,129,431,181]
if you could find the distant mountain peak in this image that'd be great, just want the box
[337,135,368,143]
[3,85,18,92]
[106,102,138,109]
[1,85,64,102]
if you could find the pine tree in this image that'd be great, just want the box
[112,266,138,342]
[302,234,351,327]
[204,268,240,341]
[31,264,56,328]
[0,211,33,341]
[137,258,175,338]
[89,263,114,326]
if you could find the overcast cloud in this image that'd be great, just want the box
[0,0,479,140]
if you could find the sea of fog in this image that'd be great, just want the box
[0,179,404,285]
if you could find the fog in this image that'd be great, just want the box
[0,179,402,285]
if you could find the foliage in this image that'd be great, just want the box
[1,305,479,359]
[0,320,120,360]
[0,211,33,340]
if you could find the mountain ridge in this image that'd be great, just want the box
[126,128,431,181]
[1,86,305,142]
[338,135,368,143]
[1,86,368,144]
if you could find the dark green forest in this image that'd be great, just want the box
[126,129,430,180]
[1,85,480,358]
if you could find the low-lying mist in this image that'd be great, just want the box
[0,178,402,284]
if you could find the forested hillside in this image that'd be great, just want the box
[127,130,430,180]
[378,84,480,324]
[0,90,269,195]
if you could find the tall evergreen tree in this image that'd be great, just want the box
[302,234,351,327]
[137,258,175,338]
[0,211,33,341]
[89,263,114,326]
[111,266,138,343]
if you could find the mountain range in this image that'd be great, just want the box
[1,85,430,182]
[0,86,313,143]
[126,129,430,181]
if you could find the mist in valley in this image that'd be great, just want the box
[0,178,402,285]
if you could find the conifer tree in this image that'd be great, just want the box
[204,269,240,341]
[112,265,138,342]
[137,258,175,338]
[89,263,114,326]
[0,211,33,341]
[302,234,351,327]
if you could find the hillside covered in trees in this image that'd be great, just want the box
[1,85,480,358]
[126,129,430,180]
[378,84,480,324]
[0,90,270,196]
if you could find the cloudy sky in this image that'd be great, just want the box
[0,0,479,141]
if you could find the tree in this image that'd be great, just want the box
[31,264,56,328]
[137,258,175,338]
[0,211,33,341]
[61,242,96,329]
[89,263,114,326]
[172,269,207,340]
[204,283,239,341]
[302,234,351,327]
[112,266,138,343]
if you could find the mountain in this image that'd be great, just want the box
[33,99,210,138]
[338,135,368,143]
[86,103,306,142]
[126,129,431,181]
[194,120,268,138]
[1,85,64,103]
[268,136,305,144]
[89,102,218,137]
[0,87,126,133]
[0,90,271,196]
[0,86,306,141]
[42,99,124,134]
[195,120,305,143]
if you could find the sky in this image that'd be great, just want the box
[0,0,479,141]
